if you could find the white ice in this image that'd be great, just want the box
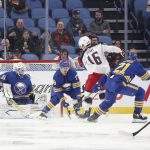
[0,114,150,150]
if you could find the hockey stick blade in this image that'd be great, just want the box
[132,121,150,136]
[119,121,150,137]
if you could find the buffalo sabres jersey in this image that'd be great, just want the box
[0,71,33,98]
[51,69,81,99]
[111,60,150,83]
[81,43,122,74]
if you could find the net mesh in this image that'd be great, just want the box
[0,60,59,71]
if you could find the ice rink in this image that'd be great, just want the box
[0,114,150,150]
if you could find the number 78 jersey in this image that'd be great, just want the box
[82,43,122,74]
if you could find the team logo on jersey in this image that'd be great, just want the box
[14,82,27,95]
[62,83,71,91]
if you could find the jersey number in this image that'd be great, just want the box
[87,51,101,65]
[114,63,130,75]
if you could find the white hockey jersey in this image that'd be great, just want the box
[82,43,122,74]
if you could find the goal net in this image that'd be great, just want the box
[0,60,66,118]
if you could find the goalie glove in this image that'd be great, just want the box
[29,93,35,104]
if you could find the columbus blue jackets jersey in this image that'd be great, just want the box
[111,60,150,83]
[0,71,33,98]
[51,69,81,99]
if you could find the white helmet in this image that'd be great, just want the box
[13,62,26,76]
[78,36,91,51]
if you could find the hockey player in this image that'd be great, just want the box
[39,60,82,119]
[88,48,150,123]
[0,62,34,105]
[77,36,123,118]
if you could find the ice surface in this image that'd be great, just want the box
[0,114,150,150]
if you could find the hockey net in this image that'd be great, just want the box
[0,60,66,118]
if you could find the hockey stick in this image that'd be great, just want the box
[3,83,31,118]
[132,121,150,136]
[119,121,150,137]
[8,98,30,118]
[66,107,71,119]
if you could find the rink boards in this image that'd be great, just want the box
[0,70,149,114]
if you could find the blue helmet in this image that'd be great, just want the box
[59,60,70,68]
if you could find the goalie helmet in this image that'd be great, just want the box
[13,62,26,76]
[78,36,91,51]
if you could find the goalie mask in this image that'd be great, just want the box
[13,62,26,76]
[78,36,91,51]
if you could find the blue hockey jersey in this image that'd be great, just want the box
[0,71,33,99]
[51,68,81,99]
[111,60,150,83]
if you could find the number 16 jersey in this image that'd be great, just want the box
[82,43,122,74]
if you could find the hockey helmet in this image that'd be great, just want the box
[78,36,91,51]
[13,62,26,76]
[59,60,70,68]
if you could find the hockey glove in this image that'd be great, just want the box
[92,84,101,93]
[61,100,69,108]
[29,93,35,104]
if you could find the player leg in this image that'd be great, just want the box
[88,90,117,122]
[87,77,122,122]
[79,73,103,118]
[39,95,60,119]
[119,83,147,123]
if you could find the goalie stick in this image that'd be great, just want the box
[3,83,31,118]
[119,121,150,137]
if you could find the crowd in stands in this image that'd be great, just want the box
[0,0,149,67]
[0,0,113,62]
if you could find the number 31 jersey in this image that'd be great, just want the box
[82,43,122,74]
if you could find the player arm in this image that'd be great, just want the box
[139,71,150,81]
[53,77,64,100]
[72,73,81,96]
[135,63,150,81]
[102,45,122,53]
[0,73,9,91]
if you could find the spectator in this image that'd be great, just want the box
[54,49,76,68]
[7,19,26,50]
[89,34,100,46]
[89,9,111,36]
[7,0,28,14]
[66,9,87,37]
[107,40,124,68]
[14,30,35,54]
[51,21,75,52]
[1,39,11,51]
[40,31,59,54]
[11,49,22,60]
[0,39,13,59]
